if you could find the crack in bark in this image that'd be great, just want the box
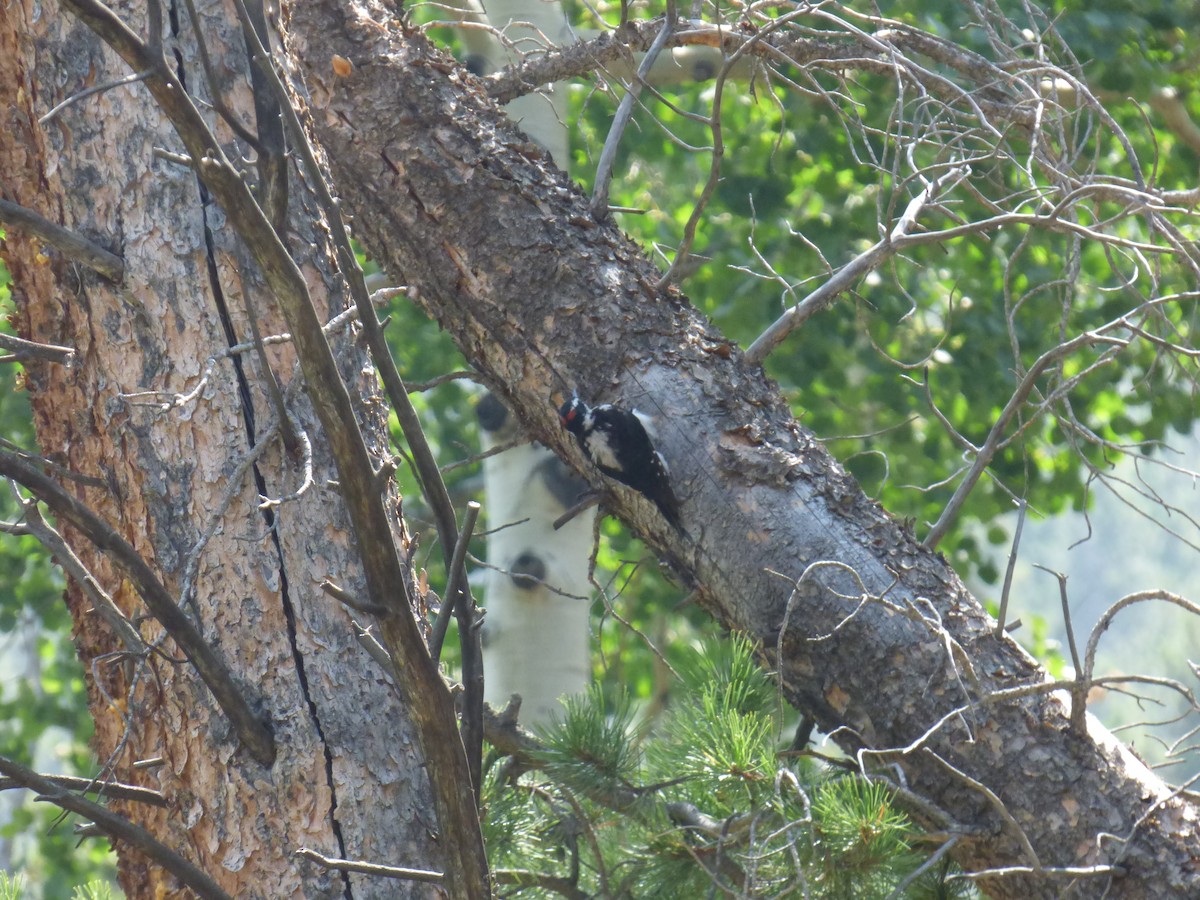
[276,541,355,900]
[197,77,359,900]
[172,3,355,891]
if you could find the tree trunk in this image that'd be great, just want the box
[468,0,597,724]
[4,0,1198,895]
[282,2,1199,897]
[0,0,457,895]
[478,396,594,723]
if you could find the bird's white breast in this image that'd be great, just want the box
[582,413,622,470]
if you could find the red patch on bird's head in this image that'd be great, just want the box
[560,407,576,426]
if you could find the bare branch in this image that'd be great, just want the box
[1083,591,1200,696]
[321,578,388,616]
[744,166,968,365]
[439,433,525,473]
[0,754,231,900]
[923,320,1132,549]
[590,16,674,217]
[7,494,144,653]
[429,500,482,661]
[406,369,479,392]
[1033,565,1087,733]
[0,199,124,281]
[0,449,276,765]
[0,330,76,366]
[950,863,1124,882]
[37,68,152,129]
[0,772,167,808]
[994,498,1027,637]
[924,749,1041,870]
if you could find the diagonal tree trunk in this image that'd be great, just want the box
[281,2,1199,897]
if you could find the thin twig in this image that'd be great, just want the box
[923,749,1041,870]
[39,69,153,129]
[1083,590,1200,700]
[321,579,388,616]
[406,369,479,392]
[1033,564,1087,733]
[949,863,1124,882]
[994,498,1027,637]
[453,500,485,804]
[12,497,144,653]
[179,0,262,148]
[1097,771,1200,898]
[179,423,280,611]
[0,772,167,807]
[439,434,526,473]
[590,15,675,217]
[553,492,600,530]
[229,266,301,455]
[429,501,481,661]
[295,847,443,883]
[426,501,486,803]
[351,621,394,671]
[923,325,1130,549]
[744,166,967,365]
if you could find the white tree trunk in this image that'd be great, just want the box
[471,0,595,724]
[480,402,594,722]
[477,0,572,166]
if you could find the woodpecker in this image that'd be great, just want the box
[558,394,683,531]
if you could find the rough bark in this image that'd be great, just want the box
[0,0,461,895]
[282,2,1199,897]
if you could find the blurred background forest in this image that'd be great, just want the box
[2,0,1198,895]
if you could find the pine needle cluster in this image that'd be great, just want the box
[482,637,977,898]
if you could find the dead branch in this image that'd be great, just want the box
[0,754,230,900]
[0,199,125,281]
[0,450,276,765]
[294,847,443,883]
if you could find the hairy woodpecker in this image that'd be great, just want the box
[558,394,683,531]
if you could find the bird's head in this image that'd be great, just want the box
[558,393,587,433]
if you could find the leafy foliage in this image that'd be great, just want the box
[564,0,1200,583]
